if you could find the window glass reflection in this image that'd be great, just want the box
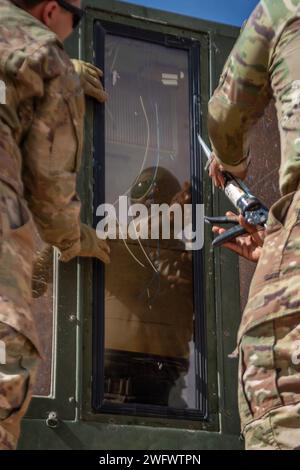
[104,35,196,409]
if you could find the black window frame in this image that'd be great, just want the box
[92,19,207,421]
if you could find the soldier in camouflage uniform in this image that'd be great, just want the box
[0,0,110,450]
[208,0,300,450]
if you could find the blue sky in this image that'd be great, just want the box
[120,0,259,26]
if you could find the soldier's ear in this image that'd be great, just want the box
[41,0,60,28]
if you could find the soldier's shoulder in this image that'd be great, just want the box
[237,0,300,50]
[261,0,300,27]
[2,41,74,94]
[0,0,72,80]
[27,42,74,80]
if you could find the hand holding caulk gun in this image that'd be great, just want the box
[198,135,267,262]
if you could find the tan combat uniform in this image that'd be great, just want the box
[208,0,300,450]
[0,0,84,449]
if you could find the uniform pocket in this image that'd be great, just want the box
[0,324,39,423]
[266,196,289,233]
[273,315,300,398]
[239,323,283,429]
[238,343,254,430]
[268,403,300,450]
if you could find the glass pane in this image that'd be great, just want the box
[103,35,196,409]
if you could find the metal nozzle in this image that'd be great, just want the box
[197,134,213,170]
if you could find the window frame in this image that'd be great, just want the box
[91,19,208,422]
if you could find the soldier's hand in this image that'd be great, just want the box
[32,245,53,298]
[79,224,110,264]
[209,155,226,188]
[212,211,265,263]
[209,154,247,188]
[71,59,108,103]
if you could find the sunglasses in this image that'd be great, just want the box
[55,0,85,29]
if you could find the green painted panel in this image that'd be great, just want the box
[19,419,243,450]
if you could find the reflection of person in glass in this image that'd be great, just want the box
[104,166,194,408]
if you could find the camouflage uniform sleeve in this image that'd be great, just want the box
[20,45,84,262]
[208,1,274,173]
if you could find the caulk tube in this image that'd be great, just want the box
[222,172,260,215]
[197,134,261,214]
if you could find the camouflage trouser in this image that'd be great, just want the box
[239,313,300,450]
[237,187,300,449]
[0,181,39,349]
[0,181,40,450]
[0,322,39,450]
[243,402,300,450]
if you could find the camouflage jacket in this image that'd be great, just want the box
[0,0,84,261]
[208,0,300,196]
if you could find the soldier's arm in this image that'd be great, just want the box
[208,1,273,174]
[20,47,84,262]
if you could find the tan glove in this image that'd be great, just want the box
[79,223,110,264]
[71,59,108,103]
[32,245,54,299]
